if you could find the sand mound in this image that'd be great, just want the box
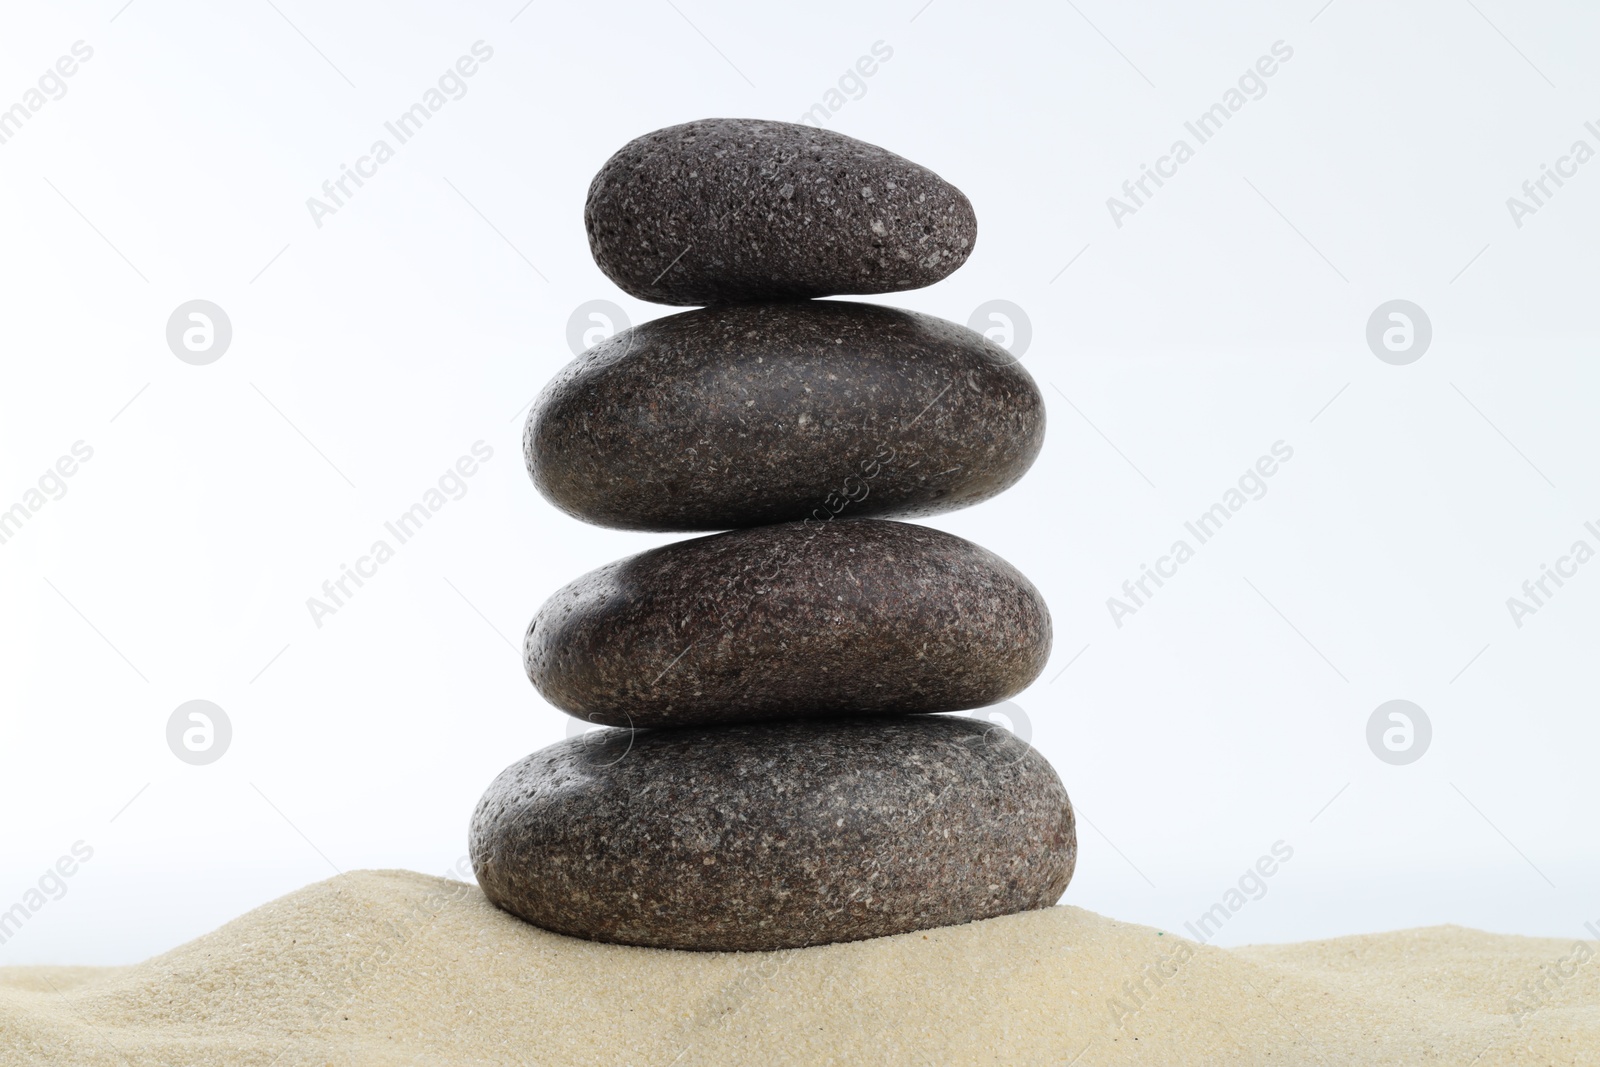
[1,870,1594,1065]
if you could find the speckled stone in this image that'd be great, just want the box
[469,715,1075,951]
[526,518,1050,728]
[526,300,1044,532]
[585,118,977,305]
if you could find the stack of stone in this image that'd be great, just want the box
[469,118,1075,952]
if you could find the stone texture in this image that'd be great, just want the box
[469,715,1075,951]
[526,300,1045,532]
[527,518,1050,728]
[585,118,977,305]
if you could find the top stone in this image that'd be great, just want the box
[585,118,977,306]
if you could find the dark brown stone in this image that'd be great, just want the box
[525,300,1044,532]
[469,715,1075,951]
[584,118,977,305]
[526,518,1050,728]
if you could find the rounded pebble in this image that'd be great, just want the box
[526,300,1044,532]
[527,518,1051,728]
[585,118,977,305]
[469,715,1075,951]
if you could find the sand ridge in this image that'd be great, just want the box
[0,870,1595,1065]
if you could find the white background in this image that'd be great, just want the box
[2,0,1597,965]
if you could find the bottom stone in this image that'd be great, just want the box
[469,715,1075,951]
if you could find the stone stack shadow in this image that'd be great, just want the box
[469,118,1076,952]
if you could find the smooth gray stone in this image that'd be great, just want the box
[526,518,1050,728]
[584,118,977,305]
[469,715,1075,951]
[526,300,1044,532]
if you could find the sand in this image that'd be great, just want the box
[1,870,1595,1066]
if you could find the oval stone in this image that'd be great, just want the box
[526,300,1045,532]
[526,518,1051,728]
[469,715,1075,951]
[584,118,977,305]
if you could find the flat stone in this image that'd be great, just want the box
[526,518,1050,727]
[585,118,977,305]
[469,715,1075,951]
[526,300,1044,531]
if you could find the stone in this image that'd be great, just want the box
[469,715,1075,951]
[584,118,977,305]
[526,300,1044,532]
[526,518,1050,728]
